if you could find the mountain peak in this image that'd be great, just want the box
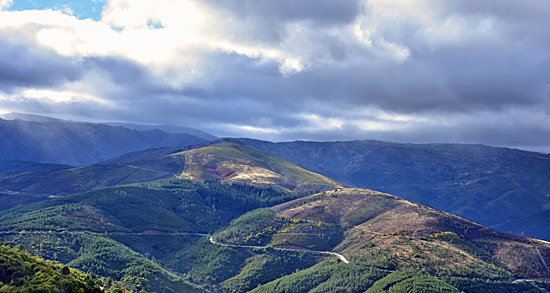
[174,142,344,192]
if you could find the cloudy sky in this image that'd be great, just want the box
[0,0,549,152]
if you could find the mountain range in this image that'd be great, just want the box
[231,138,550,241]
[0,112,217,141]
[0,116,549,292]
[0,142,341,209]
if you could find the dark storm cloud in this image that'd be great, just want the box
[2,0,550,152]
[201,0,360,43]
[82,56,173,101]
[0,29,84,93]
[206,0,359,24]
[173,48,549,116]
[81,47,550,145]
[166,1,550,116]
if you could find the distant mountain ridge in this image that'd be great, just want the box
[0,117,209,165]
[229,138,550,241]
[106,122,218,141]
[0,112,218,141]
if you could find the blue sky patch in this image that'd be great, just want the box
[7,0,106,20]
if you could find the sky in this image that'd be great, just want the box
[0,0,549,152]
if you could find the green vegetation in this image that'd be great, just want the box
[444,277,550,293]
[0,179,304,292]
[214,209,287,246]
[270,219,343,251]
[0,179,299,234]
[250,260,388,293]
[366,271,459,292]
[2,232,202,292]
[431,231,460,241]
[167,237,251,286]
[0,163,173,197]
[0,243,114,292]
[222,251,318,293]
[215,209,343,251]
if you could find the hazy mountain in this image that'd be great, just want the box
[230,138,550,241]
[106,122,218,141]
[0,159,69,174]
[0,118,209,165]
[0,112,218,141]
[0,112,64,123]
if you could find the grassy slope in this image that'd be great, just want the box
[3,232,202,293]
[177,142,343,192]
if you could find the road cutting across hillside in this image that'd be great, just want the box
[208,235,349,263]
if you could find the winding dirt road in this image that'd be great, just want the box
[0,229,349,263]
[208,235,349,263]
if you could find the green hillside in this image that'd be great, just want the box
[177,142,344,192]
[0,243,119,292]
[0,179,302,292]
[3,180,550,292]
[212,188,550,291]
[0,159,69,175]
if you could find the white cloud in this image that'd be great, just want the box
[21,89,109,104]
[37,28,76,56]
[0,0,12,10]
